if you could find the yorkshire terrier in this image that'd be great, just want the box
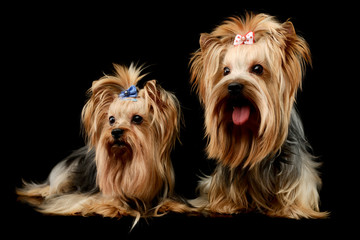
[17,64,183,222]
[190,13,328,219]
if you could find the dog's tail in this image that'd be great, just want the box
[16,180,50,206]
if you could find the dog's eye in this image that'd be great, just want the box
[132,115,143,124]
[109,116,116,126]
[251,64,264,75]
[223,67,231,76]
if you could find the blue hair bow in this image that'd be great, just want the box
[119,85,138,100]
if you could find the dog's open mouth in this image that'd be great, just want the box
[232,105,250,125]
[110,140,132,157]
[228,97,253,126]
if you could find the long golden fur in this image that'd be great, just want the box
[190,13,328,218]
[17,64,186,223]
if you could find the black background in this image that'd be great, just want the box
[3,2,356,238]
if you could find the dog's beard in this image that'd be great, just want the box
[95,132,164,202]
[109,138,133,161]
[204,79,286,169]
[205,93,259,168]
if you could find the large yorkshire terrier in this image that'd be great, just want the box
[17,64,182,222]
[190,13,328,218]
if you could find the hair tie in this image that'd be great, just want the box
[234,31,254,46]
[119,85,138,101]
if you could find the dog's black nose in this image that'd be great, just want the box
[228,83,244,96]
[111,128,124,139]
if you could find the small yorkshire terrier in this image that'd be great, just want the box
[17,64,182,222]
[190,13,328,218]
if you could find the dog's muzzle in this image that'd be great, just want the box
[228,82,244,96]
[111,128,124,139]
[227,82,250,126]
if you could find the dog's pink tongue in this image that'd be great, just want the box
[232,106,250,126]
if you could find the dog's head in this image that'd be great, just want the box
[82,64,180,200]
[190,13,311,168]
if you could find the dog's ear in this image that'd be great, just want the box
[191,33,227,104]
[282,21,296,36]
[282,21,312,92]
[81,78,119,147]
[141,80,181,147]
[199,33,220,51]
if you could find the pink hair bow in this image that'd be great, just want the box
[233,31,254,46]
